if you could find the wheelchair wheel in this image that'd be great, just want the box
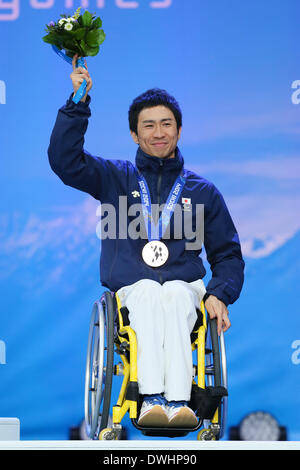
[218,328,228,438]
[197,428,216,441]
[204,318,228,440]
[84,292,115,439]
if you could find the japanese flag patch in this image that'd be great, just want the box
[182,197,192,211]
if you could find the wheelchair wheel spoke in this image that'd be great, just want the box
[84,293,115,439]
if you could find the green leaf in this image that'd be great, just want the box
[85,45,100,57]
[97,29,106,45]
[74,28,86,40]
[81,10,93,27]
[86,29,105,47]
[80,39,88,56]
[43,33,58,44]
[42,34,63,50]
[86,29,98,47]
[65,39,76,50]
[42,34,52,43]
[92,17,102,29]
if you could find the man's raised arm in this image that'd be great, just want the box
[48,55,116,201]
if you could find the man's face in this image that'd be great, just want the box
[131,105,182,159]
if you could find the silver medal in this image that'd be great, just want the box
[142,240,169,267]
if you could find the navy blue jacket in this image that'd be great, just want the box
[48,94,245,306]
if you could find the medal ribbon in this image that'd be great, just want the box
[52,45,87,104]
[135,169,186,241]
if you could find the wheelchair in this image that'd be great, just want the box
[84,290,228,441]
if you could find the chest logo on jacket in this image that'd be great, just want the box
[182,197,191,212]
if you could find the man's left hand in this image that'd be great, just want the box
[204,295,231,336]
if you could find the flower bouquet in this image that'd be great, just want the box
[43,8,105,103]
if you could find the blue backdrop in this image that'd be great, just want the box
[1,0,300,441]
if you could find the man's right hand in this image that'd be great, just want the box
[70,54,93,102]
[204,295,231,336]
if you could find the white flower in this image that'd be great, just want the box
[64,22,73,31]
[58,18,67,25]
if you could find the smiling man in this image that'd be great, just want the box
[48,57,245,428]
[130,105,182,160]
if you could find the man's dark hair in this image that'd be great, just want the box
[128,88,182,134]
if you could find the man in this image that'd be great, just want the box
[48,56,245,428]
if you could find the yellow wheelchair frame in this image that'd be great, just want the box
[84,290,228,441]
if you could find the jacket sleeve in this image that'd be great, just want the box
[48,93,119,202]
[203,183,245,306]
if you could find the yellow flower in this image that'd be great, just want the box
[73,7,81,20]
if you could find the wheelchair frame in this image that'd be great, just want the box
[84,290,228,441]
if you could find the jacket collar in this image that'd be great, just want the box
[135,146,184,173]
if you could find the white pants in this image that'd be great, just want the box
[117,278,206,402]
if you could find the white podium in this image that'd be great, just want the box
[0,418,20,440]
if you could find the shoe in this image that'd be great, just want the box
[137,394,169,427]
[166,401,198,427]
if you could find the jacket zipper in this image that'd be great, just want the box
[156,158,163,208]
[157,159,163,284]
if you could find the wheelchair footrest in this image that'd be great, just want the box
[131,418,201,437]
[190,385,228,420]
